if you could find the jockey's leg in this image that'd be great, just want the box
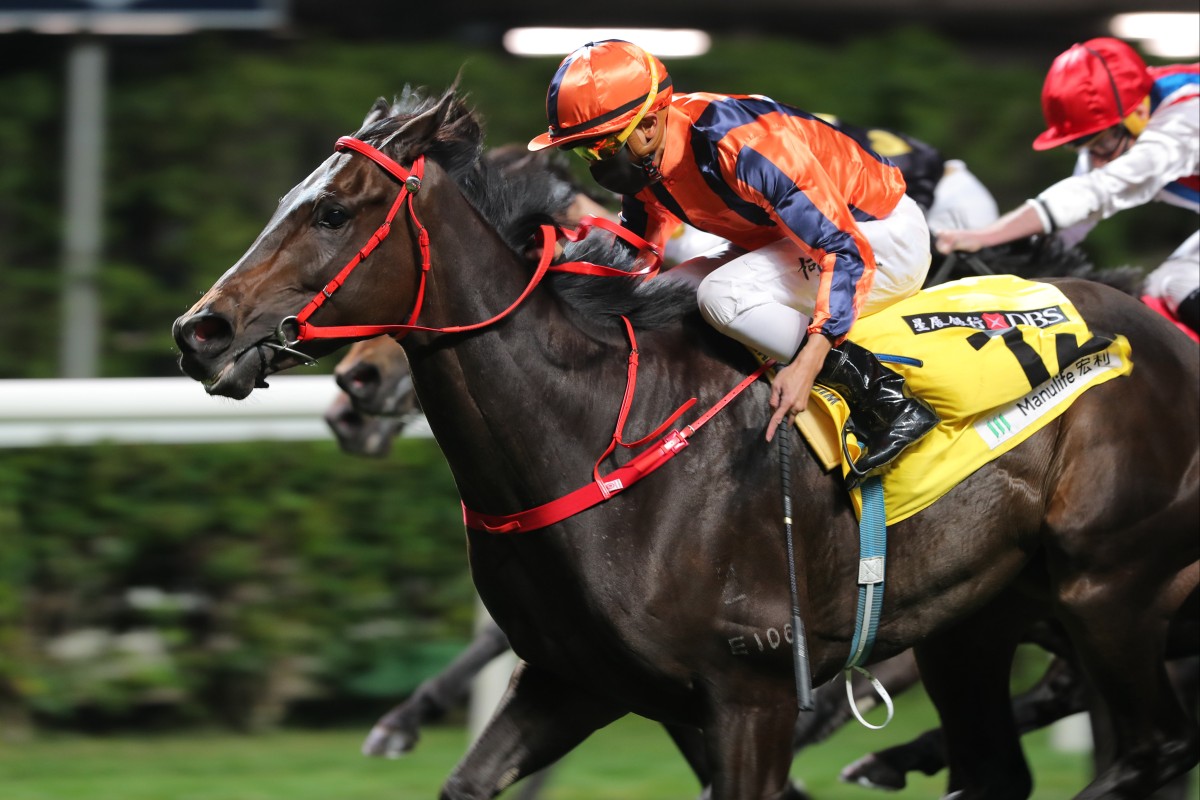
[1144,229,1200,335]
[693,196,937,476]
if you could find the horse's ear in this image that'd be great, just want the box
[360,97,392,130]
[380,87,462,153]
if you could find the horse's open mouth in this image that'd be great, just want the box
[187,343,276,400]
[190,338,323,399]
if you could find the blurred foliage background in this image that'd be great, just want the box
[0,438,468,734]
[1,28,1192,380]
[0,27,1193,734]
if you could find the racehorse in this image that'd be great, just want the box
[173,88,1199,799]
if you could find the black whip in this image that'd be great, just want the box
[779,421,815,711]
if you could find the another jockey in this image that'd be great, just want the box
[527,39,938,478]
[938,37,1200,336]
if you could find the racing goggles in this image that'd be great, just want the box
[570,130,633,162]
[567,51,661,163]
[1066,119,1134,161]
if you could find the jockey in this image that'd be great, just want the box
[528,39,939,478]
[938,37,1200,336]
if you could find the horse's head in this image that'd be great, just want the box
[333,335,421,419]
[322,390,410,458]
[172,88,480,399]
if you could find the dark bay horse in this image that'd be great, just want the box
[173,89,1199,799]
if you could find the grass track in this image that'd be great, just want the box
[0,684,1149,800]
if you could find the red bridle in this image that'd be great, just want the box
[269,135,771,534]
[272,135,662,350]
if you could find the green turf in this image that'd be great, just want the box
[0,687,1191,799]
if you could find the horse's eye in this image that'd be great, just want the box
[318,207,350,229]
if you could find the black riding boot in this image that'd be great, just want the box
[1176,289,1199,337]
[816,339,939,480]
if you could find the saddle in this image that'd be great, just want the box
[795,275,1133,524]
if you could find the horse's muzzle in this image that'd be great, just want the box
[173,310,234,359]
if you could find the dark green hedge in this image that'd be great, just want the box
[0,438,471,729]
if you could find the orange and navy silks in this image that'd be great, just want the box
[618,93,908,340]
[815,114,945,212]
[1149,64,1200,209]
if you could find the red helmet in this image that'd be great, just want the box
[1033,38,1152,151]
[528,40,673,152]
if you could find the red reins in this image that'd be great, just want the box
[283,136,662,345]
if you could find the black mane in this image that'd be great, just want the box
[355,88,696,330]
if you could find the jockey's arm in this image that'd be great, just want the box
[935,202,1045,254]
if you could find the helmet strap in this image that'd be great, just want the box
[1122,97,1151,137]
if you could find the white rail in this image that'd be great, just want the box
[0,375,430,447]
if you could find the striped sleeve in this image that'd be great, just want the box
[733,145,875,340]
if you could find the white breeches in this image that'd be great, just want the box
[666,194,931,361]
[1143,228,1200,314]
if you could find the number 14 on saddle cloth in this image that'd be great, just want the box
[795,275,1132,524]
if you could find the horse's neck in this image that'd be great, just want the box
[402,180,629,515]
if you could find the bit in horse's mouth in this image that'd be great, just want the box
[200,343,278,398]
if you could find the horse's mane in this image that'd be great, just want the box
[355,87,696,331]
[941,236,1145,296]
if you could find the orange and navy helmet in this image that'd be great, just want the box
[527,40,673,154]
[1033,37,1153,151]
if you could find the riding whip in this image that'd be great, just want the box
[779,421,815,711]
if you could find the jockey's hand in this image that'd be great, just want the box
[935,229,987,255]
[766,333,833,442]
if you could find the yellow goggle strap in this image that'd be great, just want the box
[610,50,661,148]
[1122,96,1151,137]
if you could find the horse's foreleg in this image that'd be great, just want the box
[914,603,1031,800]
[667,720,813,800]
[363,622,510,757]
[439,659,625,800]
[839,653,1086,791]
[1055,587,1199,798]
[700,694,798,800]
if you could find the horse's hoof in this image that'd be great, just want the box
[361,724,418,758]
[839,754,906,791]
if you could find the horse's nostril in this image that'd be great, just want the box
[176,311,233,354]
[191,316,224,343]
[340,364,380,395]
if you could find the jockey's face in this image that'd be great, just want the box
[1079,125,1135,167]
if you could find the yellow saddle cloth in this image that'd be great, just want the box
[794,276,1132,524]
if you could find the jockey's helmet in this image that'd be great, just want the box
[528,40,673,159]
[1033,37,1153,151]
